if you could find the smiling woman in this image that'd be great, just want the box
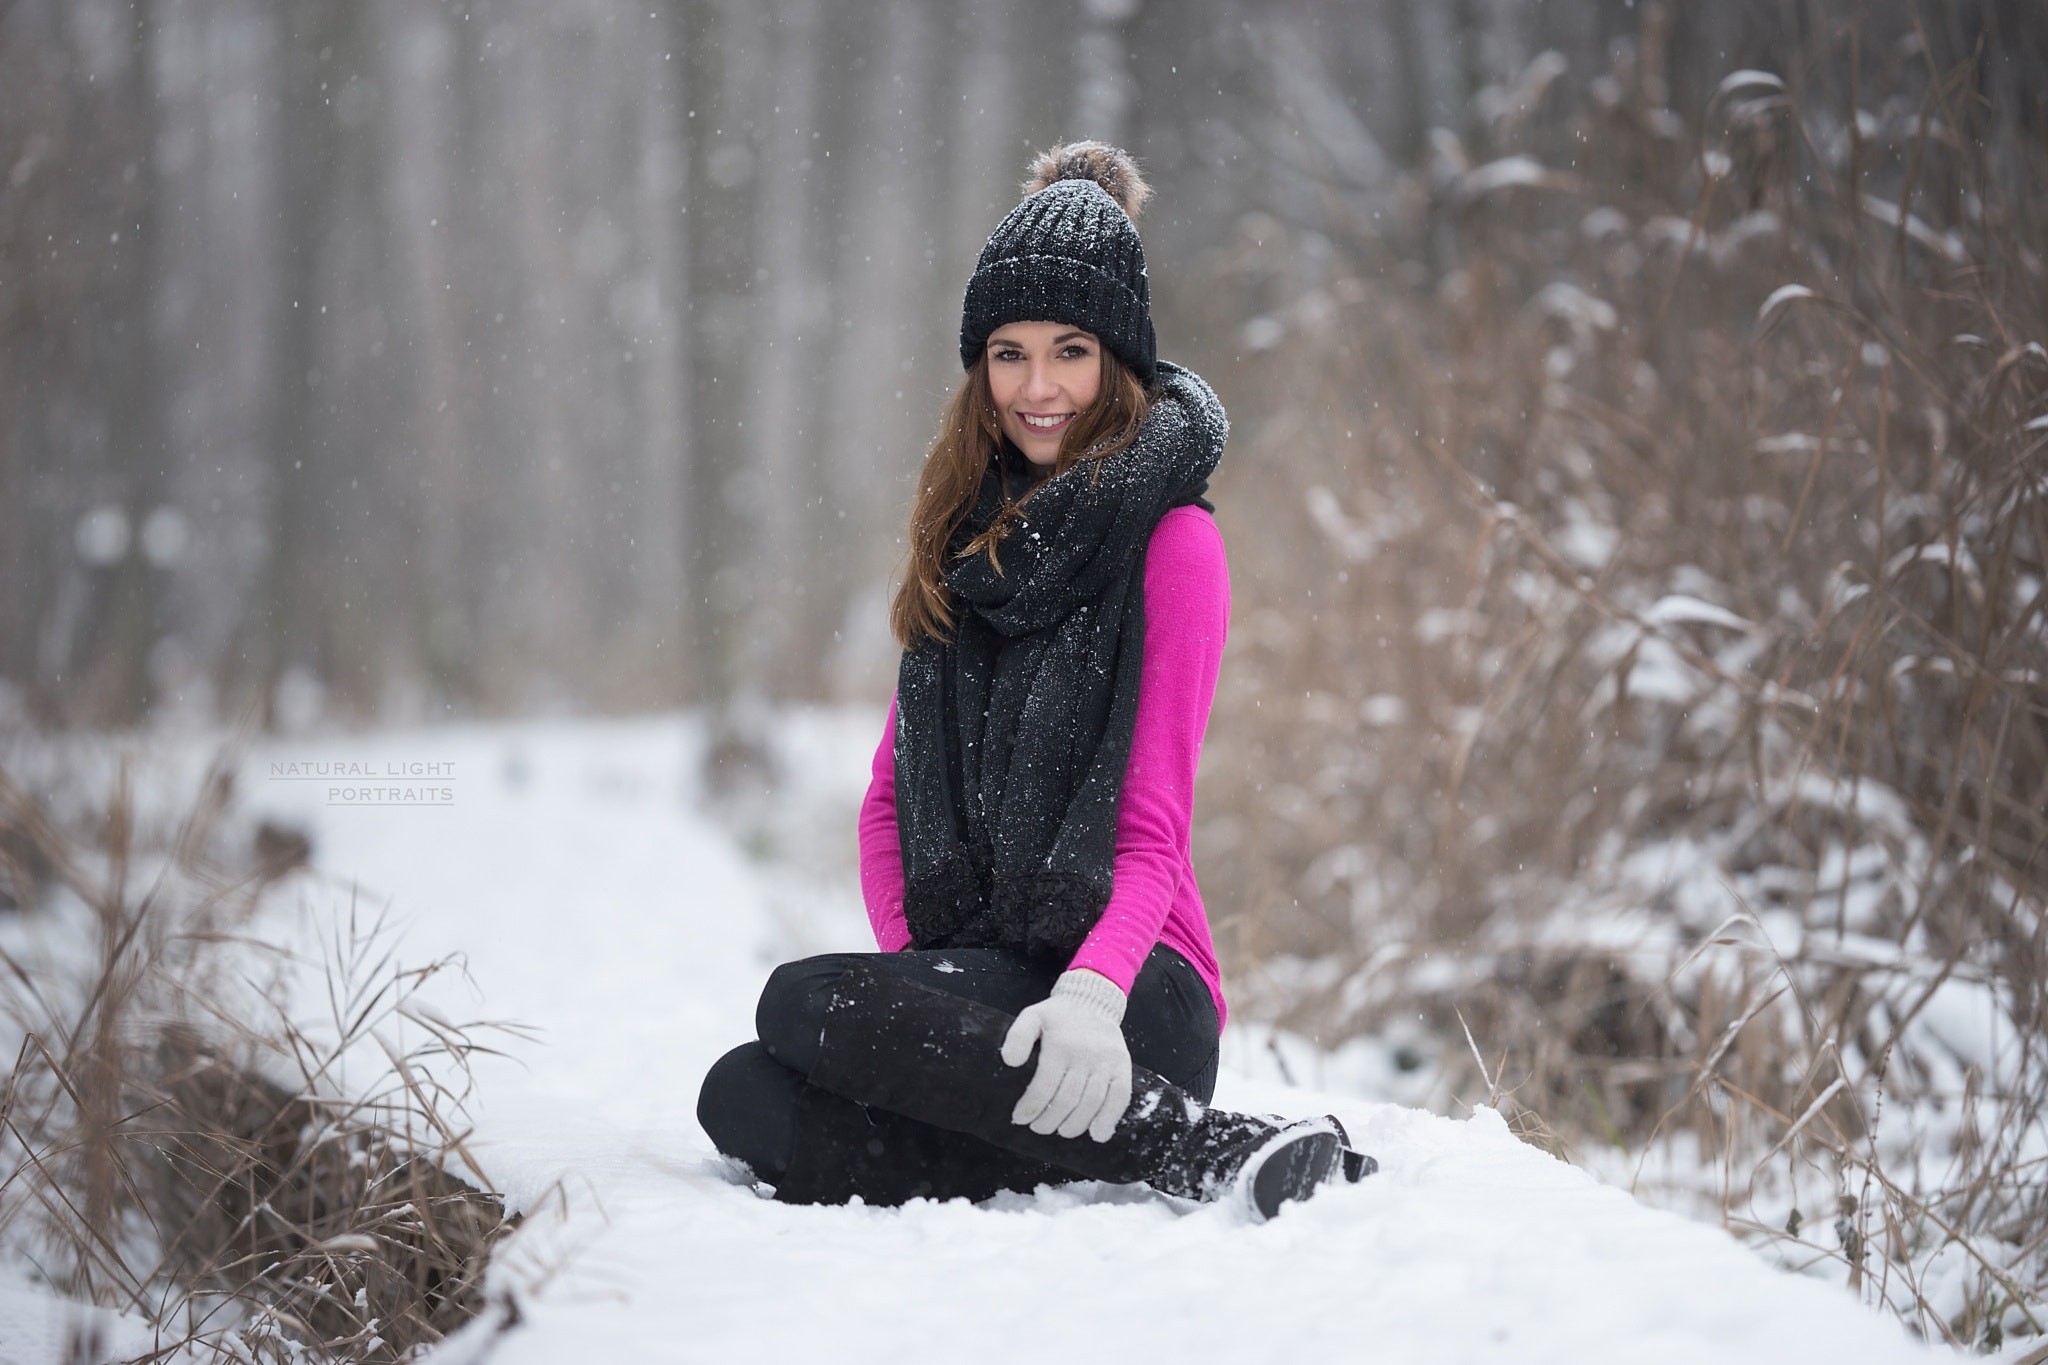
[695,142,1376,1220]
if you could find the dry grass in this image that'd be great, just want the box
[0,737,521,1362]
[1195,6,2046,1350]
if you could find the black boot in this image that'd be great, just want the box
[808,961,1368,1220]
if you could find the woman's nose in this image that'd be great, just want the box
[1021,360,1059,401]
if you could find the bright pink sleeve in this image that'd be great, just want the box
[1068,507,1230,993]
[858,696,913,952]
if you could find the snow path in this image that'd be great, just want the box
[222,711,1940,1364]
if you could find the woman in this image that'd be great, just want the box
[696,143,1374,1220]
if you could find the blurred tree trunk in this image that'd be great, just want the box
[1383,0,1429,168]
[322,8,405,719]
[751,0,825,698]
[1451,0,1489,154]
[90,0,168,726]
[445,9,529,712]
[801,2,869,697]
[818,0,937,695]
[944,0,1020,277]
[684,0,773,787]
[246,0,360,729]
[378,4,473,709]
[185,3,274,728]
[1076,0,1140,145]
[0,15,33,701]
[0,1,93,725]
[626,20,691,708]
[503,19,589,708]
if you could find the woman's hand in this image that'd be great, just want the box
[1000,968,1132,1142]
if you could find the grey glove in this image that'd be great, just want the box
[1000,968,1133,1142]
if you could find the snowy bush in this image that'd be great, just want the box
[0,748,518,1363]
[1191,13,2047,1351]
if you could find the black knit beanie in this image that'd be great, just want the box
[957,157,1157,382]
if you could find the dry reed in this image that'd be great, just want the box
[1195,5,2045,1349]
[0,737,519,1363]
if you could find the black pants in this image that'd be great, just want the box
[697,944,1220,1203]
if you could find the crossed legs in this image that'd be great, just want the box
[697,945,1218,1204]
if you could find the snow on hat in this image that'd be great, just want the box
[957,142,1157,382]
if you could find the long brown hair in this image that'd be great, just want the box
[890,346,1155,649]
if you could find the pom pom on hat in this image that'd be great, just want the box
[1022,141,1153,220]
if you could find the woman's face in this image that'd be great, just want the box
[984,322,1103,469]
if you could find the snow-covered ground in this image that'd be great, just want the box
[1,711,1966,1362]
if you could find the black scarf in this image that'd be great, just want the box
[894,359,1228,960]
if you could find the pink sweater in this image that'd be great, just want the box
[858,504,1231,1028]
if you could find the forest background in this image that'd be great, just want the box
[3,0,2046,1354]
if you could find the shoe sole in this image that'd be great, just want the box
[1321,1114,1381,1183]
[1246,1129,1343,1222]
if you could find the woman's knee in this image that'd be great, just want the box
[696,1041,763,1146]
[1123,948,1221,1094]
[697,1041,802,1182]
[754,954,856,1074]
